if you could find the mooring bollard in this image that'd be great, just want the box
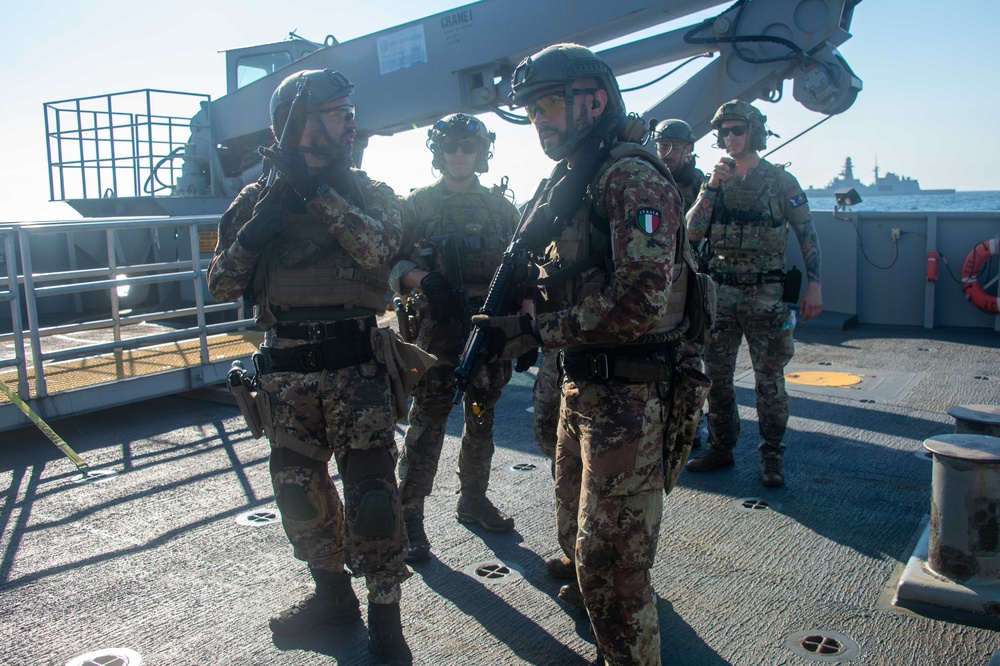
[947,404,1000,438]
[922,433,1000,584]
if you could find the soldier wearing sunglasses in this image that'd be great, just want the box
[388,114,520,563]
[685,99,824,488]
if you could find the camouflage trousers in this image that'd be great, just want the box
[397,359,512,517]
[532,350,561,465]
[704,283,795,457]
[258,355,411,605]
[555,375,669,666]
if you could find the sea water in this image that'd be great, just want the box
[807,191,1000,212]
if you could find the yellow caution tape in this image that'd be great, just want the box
[0,377,89,470]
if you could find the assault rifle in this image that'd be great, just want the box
[420,234,469,337]
[265,77,312,187]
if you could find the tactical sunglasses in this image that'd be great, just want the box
[318,105,355,122]
[716,125,748,138]
[442,139,479,154]
[525,88,598,122]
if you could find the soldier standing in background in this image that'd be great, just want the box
[684,99,823,488]
[207,69,413,665]
[389,114,520,563]
[475,44,708,666]
[653,119,705,212]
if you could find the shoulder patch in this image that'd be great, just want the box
[788,192,808,208]
[636,208,661,234]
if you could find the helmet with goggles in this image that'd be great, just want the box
[509,43,625,160]
[426,113,495,173]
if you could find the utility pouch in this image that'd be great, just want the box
[684,269,718,346]
[372,328,438,421]
[782,267,802,303]
[227,360,264,439]
[663,364,712,493]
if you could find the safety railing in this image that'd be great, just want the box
[0,215,254,404]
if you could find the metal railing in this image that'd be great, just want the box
[0,215,254,403]
[44,89,211,202]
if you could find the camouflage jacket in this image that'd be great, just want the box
[389,177,519,295]
[207,172,401,330]
[535,150,684,349]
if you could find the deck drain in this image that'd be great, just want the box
[785,629,860,662]
[974,375,991,381]
[732,497,780,512]
[510,462,539,473]
[859,398,876,403]
[71,469,119,485]
[66,647,142,666]
[461,558,523,586]
[236,508,280,526]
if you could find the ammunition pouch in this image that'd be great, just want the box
[561,345,674,384]
[372,328,438,421]
[663,363,712,493]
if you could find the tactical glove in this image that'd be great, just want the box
[419,271,456,324]
[237,186,284,253]
[259,145,321,202]
[471,314,541,362]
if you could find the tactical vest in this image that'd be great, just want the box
[413,184,509,285]
[538,143,689,337]
[710,161,789,272]
[254,209,389,322]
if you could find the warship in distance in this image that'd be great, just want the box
[804,156,957,196]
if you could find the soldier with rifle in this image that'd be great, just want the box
[207,69,422,666]
[466,44,710,666]
[388,114,520,563]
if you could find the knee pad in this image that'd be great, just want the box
[341,448,397,539]
[276,482,319,522]
[354,480,394,539]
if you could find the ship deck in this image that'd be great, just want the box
[1,323,999,665]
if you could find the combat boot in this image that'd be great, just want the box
[455,492,514,532]
[403,515,430,563]
[685,447,735,473]
[368,602,413,666]
[545,555,576,580]
[268,569,361,635]
[557,581,585,609]
[760,456,785,487]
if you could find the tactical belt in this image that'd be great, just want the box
[257,335,372,375]
[561,345,673,384]
[274,316,376,342]
[711,270,786,286]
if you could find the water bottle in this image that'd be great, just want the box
[781,310,797,332]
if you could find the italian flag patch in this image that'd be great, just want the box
[636,208,661,234]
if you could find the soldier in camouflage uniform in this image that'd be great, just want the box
[653,119,705,213]
[206,69,413,666]
[388,114,520,562]
[684,99,823,488]
[476,44,705,666]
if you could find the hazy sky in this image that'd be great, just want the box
[2,0,997,222]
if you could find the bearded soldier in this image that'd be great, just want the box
[684,99,823,488]
[474,44,709,666]
[653,119,705,212]
[207,69,413,666]
[389,114,519,562]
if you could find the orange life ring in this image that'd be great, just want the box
[960,237,1000,314]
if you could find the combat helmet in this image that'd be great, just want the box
[426,113,495,174]
[509,43,626,160]
[711,99,768,151]
[269,69,354,138]
[653,119,696,145]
